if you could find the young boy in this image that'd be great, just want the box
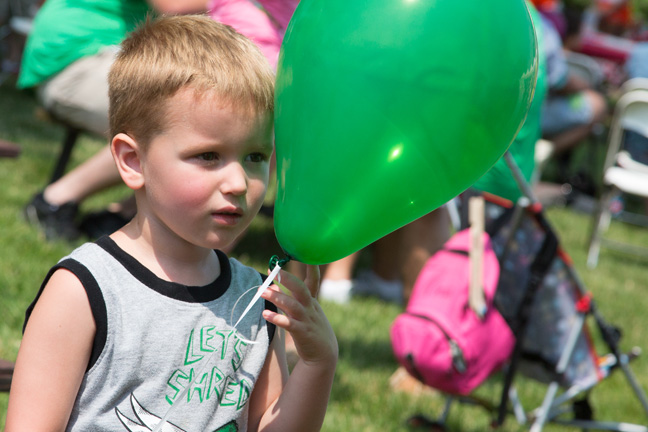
[6,15,338,432]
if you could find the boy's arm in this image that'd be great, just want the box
[5,269,96,431]
[249,265,338,432]
[247,330,289,430]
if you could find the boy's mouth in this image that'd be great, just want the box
[212,208,243,225]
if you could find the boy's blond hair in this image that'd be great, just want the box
[108,14,275,147]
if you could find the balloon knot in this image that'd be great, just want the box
[269,255,291,270]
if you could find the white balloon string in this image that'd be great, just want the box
[229,285,262,345]
[234,263,281,329]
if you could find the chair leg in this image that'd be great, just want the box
[587,189,615,269]
[0,358,14,392]
[0,138,21,158]
[48,126,79,184]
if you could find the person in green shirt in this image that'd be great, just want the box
[20,0,207,241]
[472,1,549,202]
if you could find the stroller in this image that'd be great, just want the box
[393,153,648,431]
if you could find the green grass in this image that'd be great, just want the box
[1,78,648,431]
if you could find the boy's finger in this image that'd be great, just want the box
[304,264,321,297]
[262,285,303,319]
[270,268,311,305]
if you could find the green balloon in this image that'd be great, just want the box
[274,0,538,264]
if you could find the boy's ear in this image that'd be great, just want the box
[111,133,144,190]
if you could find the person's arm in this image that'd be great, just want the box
[147,0,208,15]
[5,269,95,432]
[555,68,592,94]
[249,265,338,432]
[247,328,290,430]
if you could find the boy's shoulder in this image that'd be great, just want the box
[59,240,266,297]
[59,238,108,264]
[224,254,267,284]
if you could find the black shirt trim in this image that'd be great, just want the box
[24,238,278,372]
[24,259,107,370]
[96,236,231,303]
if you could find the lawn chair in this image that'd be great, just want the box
[0,138,20,158]
[587,88,648,268]
[397,153,648,431]
[0,358,14,392]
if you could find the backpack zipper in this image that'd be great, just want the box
[405,312,467,374]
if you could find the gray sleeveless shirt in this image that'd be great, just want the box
[26,236,276,432]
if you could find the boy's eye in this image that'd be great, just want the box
[246,152,268,163]
[198,152,218,161]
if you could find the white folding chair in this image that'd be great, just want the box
[620,77,648,94]
[587,89,648,268]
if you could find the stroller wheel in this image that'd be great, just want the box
[406,414,447,431]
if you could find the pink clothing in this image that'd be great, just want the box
[208,0,299,70]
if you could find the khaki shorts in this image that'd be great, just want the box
[38,47,118,137]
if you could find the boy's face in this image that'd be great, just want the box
[137,88,273,250]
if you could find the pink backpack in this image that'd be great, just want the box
[390,229,515,395]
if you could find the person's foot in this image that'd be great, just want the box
[389,366,437,396]
[24,192,80,241]
[352,269,403,305]
[318,278,353,304]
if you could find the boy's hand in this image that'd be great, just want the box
[261,265,338,366]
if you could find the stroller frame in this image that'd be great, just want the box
[413,153,648,432]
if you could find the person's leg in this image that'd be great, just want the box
[397,207,451,304]
[371,228,403,281]
[355,207,451,305]
[42,145,120,206]
[38,49,124,206]
[39,48,123,206]
[25,48,127,240]
[350,226,406,304]
[319,208,451,305]
[38,47,116,137]
[318,253,359,303]
[322,253,359,281]
[544,89,607,156]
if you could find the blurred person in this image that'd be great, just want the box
[208,0,298,71]
[540,15,607,160]
[319,208,451,306]
[20,0,208,242]
[0,0,41,78]
[530,0,567,38]
[21,0,300,243]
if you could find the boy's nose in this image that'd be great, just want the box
[221,162,248,196]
